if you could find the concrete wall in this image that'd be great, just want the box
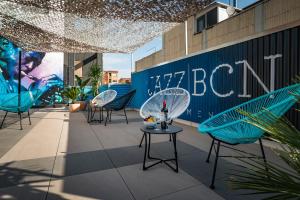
[64,53,103,86]
[135,0,300,71]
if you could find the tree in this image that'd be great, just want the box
[75,75,90,101]
[88,64,102,96]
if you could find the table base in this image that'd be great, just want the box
[142,132,178,173]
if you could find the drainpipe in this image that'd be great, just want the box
[185,20,188,55]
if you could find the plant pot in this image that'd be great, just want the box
[77,101,87,111]
[69,103,80,112]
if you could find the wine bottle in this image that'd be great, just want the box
[161,100,168,129]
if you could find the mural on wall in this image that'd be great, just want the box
[0,36,64,106]
[131,26,300,126]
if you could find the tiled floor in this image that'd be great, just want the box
[0,108,281,199]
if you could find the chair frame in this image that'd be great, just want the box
[206,134,267,189]
[87,90,117,123]
[103,90,136,126]
[0,90,39,130]
[0,110,31,130]
[199,84,300,189]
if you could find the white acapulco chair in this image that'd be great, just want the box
[139,87,191,147]
[87,89,117,123]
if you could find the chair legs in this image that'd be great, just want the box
[259,139,269,174]
[19,112,23,130]
[88,106,105,124]
[99,108,102,122]
[0,111,8,129]
[259,139,266,162]
[210,141,220,189]
[206,139,215,163]
[109,110,112,122]
[207,138,267,189]
[105,110,109,126]
[0,111,33,130]
[104,109,129,126]
[124,109,128,124]
[87,105,90,122]
[28,110,31,125]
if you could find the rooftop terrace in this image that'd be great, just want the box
[0,108,283,200]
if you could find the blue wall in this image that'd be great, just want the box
[131,26,300,124]
[100,84,132,97]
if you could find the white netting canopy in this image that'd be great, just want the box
[140,88,190,121]
[0,0,212,52]
[92,90,117,107]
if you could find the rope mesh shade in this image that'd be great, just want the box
[0,0,212,52]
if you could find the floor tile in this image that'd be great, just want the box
[118,163,200,200]
[47,168,134,200]
[0,182,50,200]
[53,150,114,177]
[151,184,225,200]
[0,157,54,189]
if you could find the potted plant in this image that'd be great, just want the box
[75,75,90,110]
[62,87,80,112]
[229,95,300,199]
[88,64,102,96]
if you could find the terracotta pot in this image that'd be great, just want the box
[78,101,87,111]
[69,103,80,112]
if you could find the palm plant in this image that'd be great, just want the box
[61,87,80,104]
[75,75,90,101]
[88,64,102,96]
[229,97,300,199]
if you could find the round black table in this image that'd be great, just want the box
[140,125,183,172]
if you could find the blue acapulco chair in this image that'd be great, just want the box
[0,70,42,130]
[0,89,41,130]
[198,83,300,189]
[103,89,136,126]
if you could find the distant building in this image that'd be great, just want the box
[102,70,118,85]
[119,78,131,84]
[64,53,103,86]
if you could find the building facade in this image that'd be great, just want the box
[64,53,103,86]
[131,0,300,127]
[119,78,131,84]
[102,71,119,85]
[135,0,300,71]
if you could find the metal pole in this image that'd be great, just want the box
[131,53,133,74]
[18,50,21,110]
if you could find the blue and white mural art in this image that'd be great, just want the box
[131,26,300,125]
[0,36,64,106]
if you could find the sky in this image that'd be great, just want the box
[103,37,162,78]
[103,0,258,79]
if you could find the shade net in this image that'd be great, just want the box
[0,0,212,52]
[140,88,190,121]
[92,89,117,107]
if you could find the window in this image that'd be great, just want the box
[196,15,205,33]
[207,8,218,28]
[195,7,219,34]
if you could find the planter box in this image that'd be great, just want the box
[69,103,80,112]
